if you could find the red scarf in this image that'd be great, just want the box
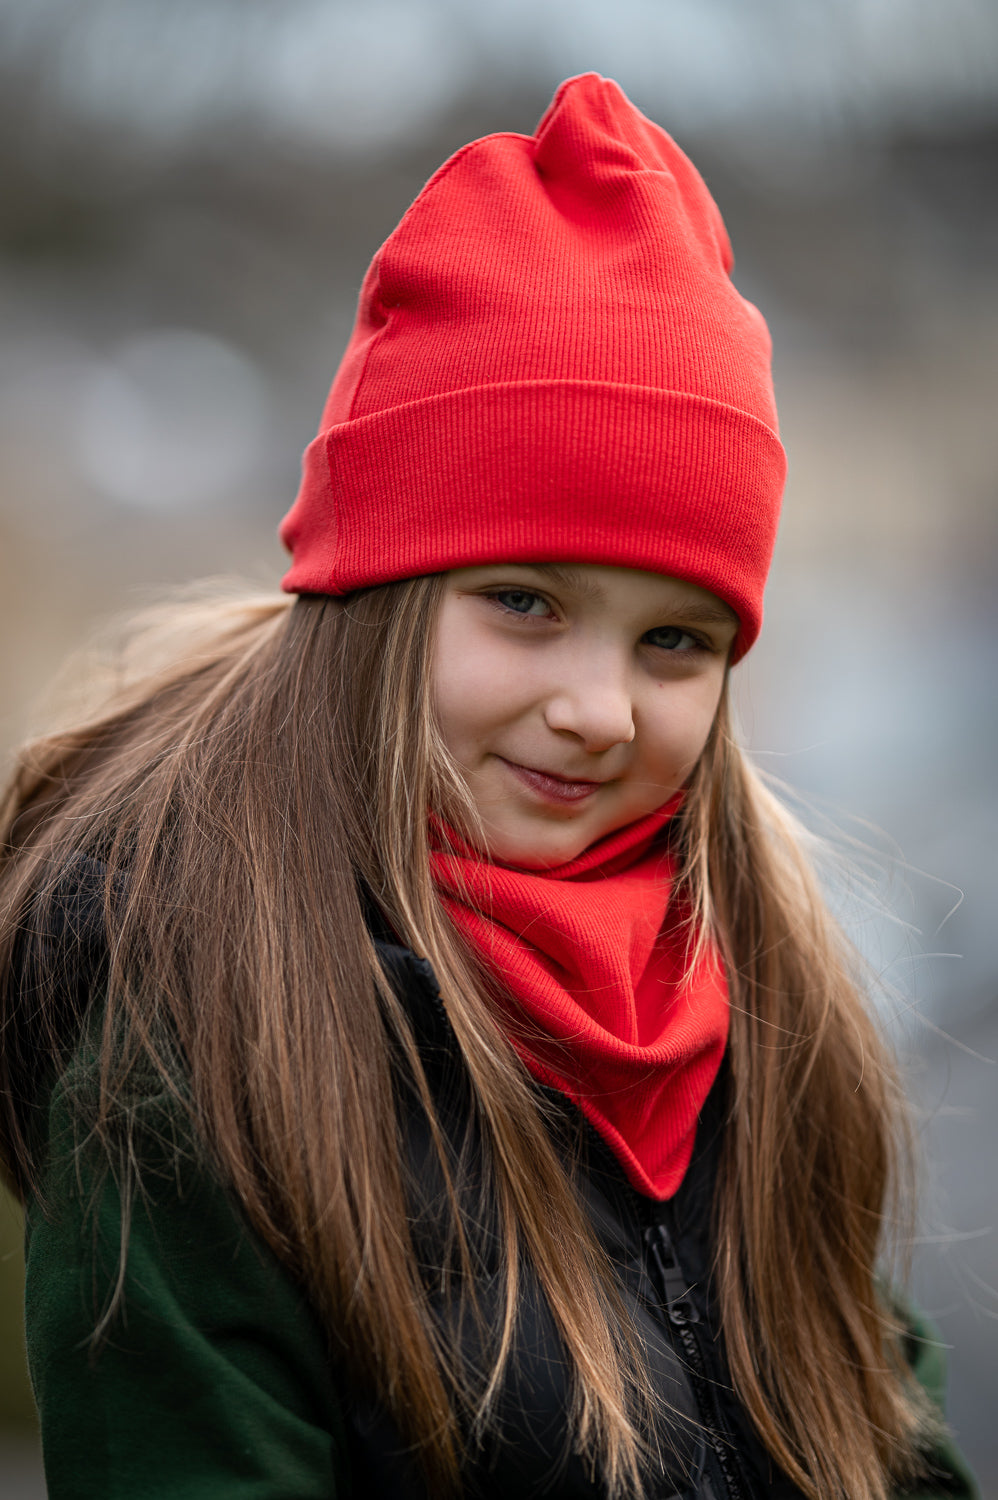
[430,798,729,1199]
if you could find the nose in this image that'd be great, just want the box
[542,649,636,752]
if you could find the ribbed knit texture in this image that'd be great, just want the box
[280,73,786,659]
[431,797,729,1199]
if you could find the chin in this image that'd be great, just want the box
[483,824,592,871]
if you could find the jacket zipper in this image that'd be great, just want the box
[530,1097,753,1499]
[643,1221,746,1500]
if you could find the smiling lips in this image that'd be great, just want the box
[500,758,606,805]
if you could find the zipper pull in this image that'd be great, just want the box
[643,1222,701,1325]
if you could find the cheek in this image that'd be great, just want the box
[646,675,724,770]
[434,594,548,707]
[431,615,515,755]
[432,659,478,757]
[435,687,487,760]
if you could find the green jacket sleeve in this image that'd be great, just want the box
[892,1293,980,1500]
[24,1061,352,1500]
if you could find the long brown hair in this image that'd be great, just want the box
[0,582,928,1499]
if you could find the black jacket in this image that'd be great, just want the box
[358,942,798,1500]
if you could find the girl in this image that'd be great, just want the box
[0,74,978,1500]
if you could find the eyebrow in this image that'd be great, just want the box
[527,563,739,629]
[529,563,606,602]
[659,598,739,628]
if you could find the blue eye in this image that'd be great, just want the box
[491,590,549,617]
[645,626,699,652]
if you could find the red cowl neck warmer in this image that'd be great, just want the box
[430,798,729,1199]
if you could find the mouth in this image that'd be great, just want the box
[498,758,606,805]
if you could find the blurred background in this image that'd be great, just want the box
[1,1,995,1494]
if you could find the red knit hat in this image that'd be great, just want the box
[279,73,785,657]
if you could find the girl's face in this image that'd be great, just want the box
[432,563,737,869]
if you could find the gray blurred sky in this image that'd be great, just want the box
[3,0,998,153]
